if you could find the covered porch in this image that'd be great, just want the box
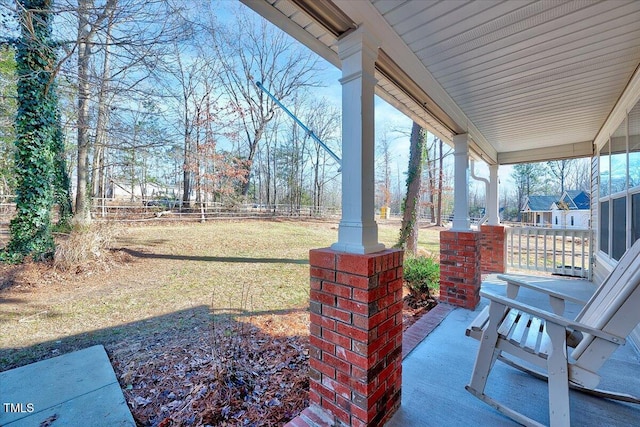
[388,274,640,426]
[242,0,640,425]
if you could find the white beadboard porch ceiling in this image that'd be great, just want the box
[241,0,640,165]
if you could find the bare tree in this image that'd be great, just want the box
[213,7,321,197]
[305,99,340,213]
[377,130,393,210]
[567,158,590,192]
[422,133,437,222]
[90,3,114,206]
[435,137,446,226]
[547,159,573,194]
[73,0,117,225]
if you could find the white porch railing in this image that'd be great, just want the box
[505,226,593,279]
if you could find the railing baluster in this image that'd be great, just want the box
[571,233,576,276]
[552,229,557,272]
[518,229,522,269]
[543,229,548,272]
[533,228,538,271]
[505,226,591,278]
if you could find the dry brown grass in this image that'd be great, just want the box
[0,219,441,370]
[0,219,443,425]
[53,223,121,271]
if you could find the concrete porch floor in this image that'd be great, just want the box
[388,274,640,426]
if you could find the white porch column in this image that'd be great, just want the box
[331,27,385,254]
[487,164,500,225]
[452,134,471,231]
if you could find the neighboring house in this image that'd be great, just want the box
[520,195,556,226]
[109,180,171,202]
[551,190,591,229]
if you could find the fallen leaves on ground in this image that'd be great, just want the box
[110,300,433,427]
[110,314,310,427]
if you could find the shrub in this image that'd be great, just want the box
[53,223,119,271]
[403,255,439,297]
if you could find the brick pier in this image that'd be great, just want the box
[287,248,404,427]
[439,230,481,310]
[479,225,506,274]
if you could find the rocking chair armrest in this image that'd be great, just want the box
[480,290,626,345]
[496,274,589,305]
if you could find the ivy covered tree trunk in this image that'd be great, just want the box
[5,0,58,261]
[397,122,425,256]
[53,119,73,226]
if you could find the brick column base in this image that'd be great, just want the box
[288,247,404,427]
[480,225,506,274]
[439,231,481,309]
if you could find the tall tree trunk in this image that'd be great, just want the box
[7,0,58,261]
[91,10,113,203]
[53,114,73,226]
[265,142,271,206]
[73,0,117,225]
[240,132,262,197]
[272,141,277,212]
[313,145,321,212]
[397,122,424,256]
[436,137,444,226]
[74,0,92,225]
[182,119,192,208]
[427,160,435,222]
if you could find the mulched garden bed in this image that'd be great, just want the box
[111,296,436,427]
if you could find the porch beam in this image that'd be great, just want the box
[498,141,593,165]
[331,26,385,254]
[452,134,471,231]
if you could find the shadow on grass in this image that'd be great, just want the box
[115,237,171,247]
[118,248,309,265]
[0,305,310,426]
[0,262,29,291]
[0,305,308,371]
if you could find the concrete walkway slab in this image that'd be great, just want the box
[0,345,134,427]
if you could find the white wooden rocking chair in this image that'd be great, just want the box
[466,238,640,427]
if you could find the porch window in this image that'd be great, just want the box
[630,103,640,188]
[610,119,627,193]
[633,192,640,245]
[612,197,626,260]
[631,101,640,246]
[598,99,640,261]
[600,200,609,254]
[600,140,610,198]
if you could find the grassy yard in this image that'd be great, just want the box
[0,218,441,370]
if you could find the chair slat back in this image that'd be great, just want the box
[571,238,640,362]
